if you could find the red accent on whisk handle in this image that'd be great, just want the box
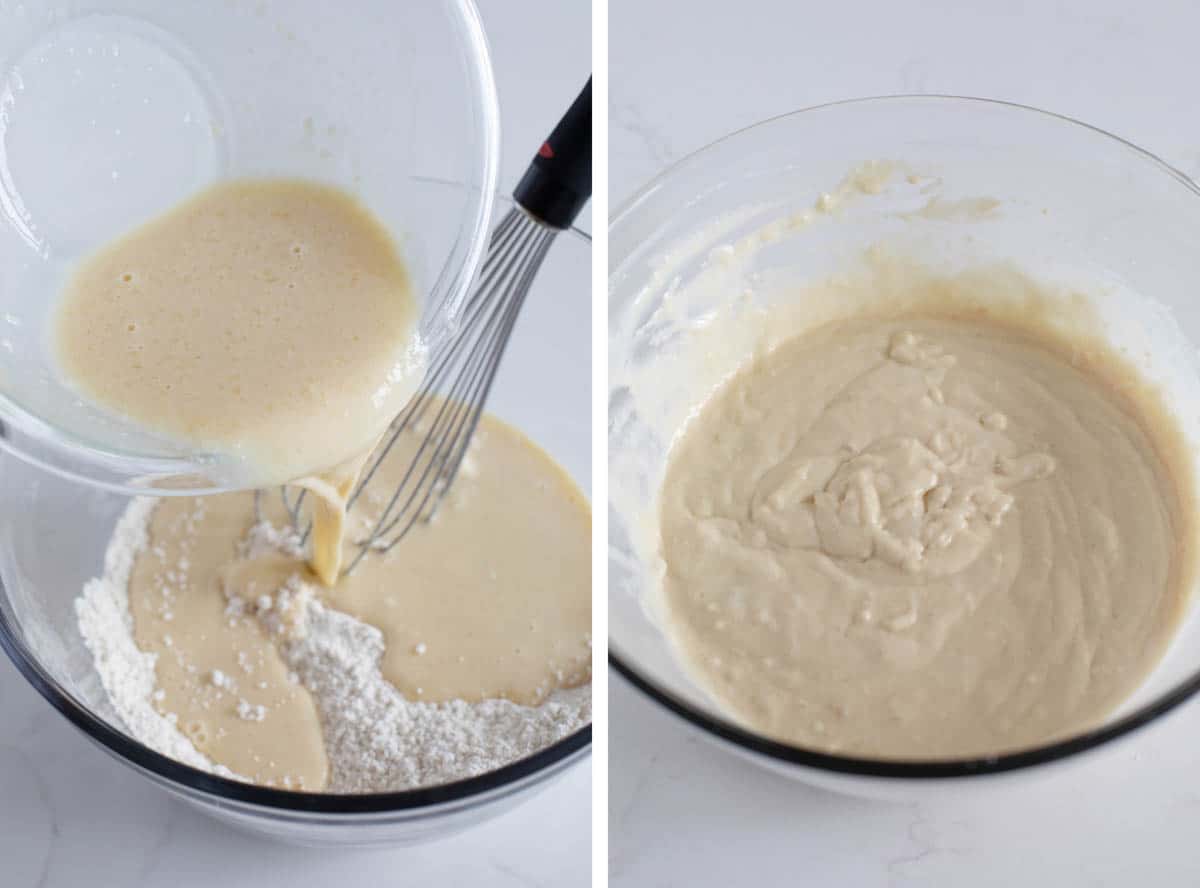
[514,78,591,229]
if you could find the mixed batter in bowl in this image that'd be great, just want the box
[609,98,1200,781]
[659,286,1196,759]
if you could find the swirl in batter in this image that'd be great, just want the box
[660,314,1197,758]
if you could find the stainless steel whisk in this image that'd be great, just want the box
[281,78,592,577]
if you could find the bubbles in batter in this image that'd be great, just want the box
[54,177,424,487]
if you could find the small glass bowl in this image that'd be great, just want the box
[0,0,499,494]
[0,192,591,846]
[609,96,1200,798]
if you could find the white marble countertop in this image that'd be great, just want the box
[610,1,1200,885]
[0,1,592,886]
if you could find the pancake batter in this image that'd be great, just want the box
[62,178,590,789]
[660,313,1197,758]
[54,178,424,488]
[126,412,591,788]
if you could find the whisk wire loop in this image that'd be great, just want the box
[280,207,559,579]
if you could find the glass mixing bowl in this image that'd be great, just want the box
[0,192,591,846]
[609,96,1200,799]
[0,0,499,493]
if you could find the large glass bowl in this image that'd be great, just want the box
[0,192,591,846]
[0,0,499,494]
[609,96,1200,798]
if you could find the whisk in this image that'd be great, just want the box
[281,78,592,578]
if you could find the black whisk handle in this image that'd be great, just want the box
[513,77,591,229]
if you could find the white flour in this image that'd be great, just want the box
[290,602,590,792]
[75,499,238,778]
[75,498,590,793]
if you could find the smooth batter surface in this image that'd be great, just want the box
[55,178,423,486]
[129,413,592,787]
[660,314,1196,758]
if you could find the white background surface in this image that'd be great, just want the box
[609,1,1200,886]
[0,1,592,886]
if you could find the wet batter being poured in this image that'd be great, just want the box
[55,178,431,585]
[56,178,425,488]
[63,179,592,790]
[125,414,591,789]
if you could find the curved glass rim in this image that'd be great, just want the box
[0,0,502,498]
[0,222,592,816]
[0,602,590,812]
[611,93,1200,230]
[609,94,1200,780]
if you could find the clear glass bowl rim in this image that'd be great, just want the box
[0,217,593,815]
[609,93,1200,780]
[0,0,502,498]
